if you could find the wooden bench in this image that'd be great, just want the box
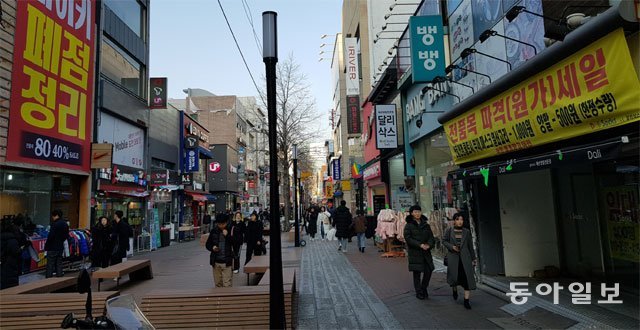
[0,276,77,294]
[257,268,297,290]
[92,259,153,291]
[244,251,302,285]
[0,291,119,330]
[141,284,296,329]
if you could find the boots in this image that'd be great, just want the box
[464,299,471,309]
[452,288,458,300]
[359,247,365,253]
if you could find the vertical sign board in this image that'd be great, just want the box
[7,0,96,172]
[185,149,199,172]
[346,95,361,134]
[344,37,360,95]
[410,15,445,84]
[375,105,398,149]
[149,77,168,109]
[332,158,341,181]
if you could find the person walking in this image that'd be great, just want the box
[333,200,353,252]
[244,212,264,265]
[317,206,331,241]
[111,210,132,265]
[202,212,212,235]
[353,210,367,253]
[404,205,435,300]
[306,206,318,240]
[206,214,234,287]
[1,219,22,289]
[45,209,69,278]
[91,216,113,269]
[230,211,246,274]
[443,213,477,309]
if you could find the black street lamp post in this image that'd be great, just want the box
[293,144,300,247]
[262,11,286,329]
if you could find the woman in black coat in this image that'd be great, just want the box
[443,213,477,309]
[306,206,318,239]
[1,220,22,289]
[244,212,264,265]
[91,216,113,269]
[230,211,246,273]
[403,205,435,300]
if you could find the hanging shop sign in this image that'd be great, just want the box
[98,112,145,169]
[181,173,193,186]
[184,135,198,149]
[185,122,209,145]
[99,165,146,186]
[149,169,169,186]
[375,104,398,149]
[149,77,168,109]
[444,29,640,164]
[6,0,96,173]
[332,158,341,181]
[409,15,446,83]
[185,149,199,172]
[347,95,361,134]
[91,143,113,169]
[363,161,381,180]
[325,181,334,199]
[344,37,360,95]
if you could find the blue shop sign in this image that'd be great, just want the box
[185,149,199,172]
[409,15,445,83]
[403,79,454,143]
[332,158,341,181]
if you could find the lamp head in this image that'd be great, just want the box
[479,30,496,43]
[506,5,525,22]
[384,13,391,20]
[445,64,457,74]
[262,11,278,59]
[389,3,396,11]
[381,24,387,31]
[461,48,476,59]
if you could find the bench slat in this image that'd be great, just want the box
[92,260,152,279]
[0,276,77,294]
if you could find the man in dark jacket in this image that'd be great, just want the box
[1,219,22,288]
[45,209,69,278]
[206,214,234,287]
[403,205,435,300]
[111,210,132,265]
[333,200,353,252]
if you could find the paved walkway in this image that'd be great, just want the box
[297,238,403,329]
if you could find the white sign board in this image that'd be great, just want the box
[98,113,145,169]
[344,37,360,95]
[375,104,398,149]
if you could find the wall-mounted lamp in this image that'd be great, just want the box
[320,34,336,39]
[385,12,412,20]
[479,29,537,55]
[461,48,512,70]
[381,22,407,31]
[434,75,474,93]
[506,5,560,24]
[421,85,461,103]
[389,2,419,11]
[445,64,492,83]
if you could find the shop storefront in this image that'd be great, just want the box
[363,161,386,215]
[438,10,640,291]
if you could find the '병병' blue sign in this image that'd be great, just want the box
[409,15,445,83]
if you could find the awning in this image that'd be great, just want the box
[448,137,625,180]
[198,146,213,159]
[185,191,209,201]
[98,183,149,197]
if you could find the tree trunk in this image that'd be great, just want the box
[282,153,291,231]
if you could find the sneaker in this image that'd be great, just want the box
[338,246,342,251]
[233,270,239,274]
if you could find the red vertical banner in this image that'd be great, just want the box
[6,0,96,173]
[346,95,361,134]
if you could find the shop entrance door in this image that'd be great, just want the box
[498,169,560,277]
[566,174,605,277]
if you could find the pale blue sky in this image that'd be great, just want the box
[150,0,343,140]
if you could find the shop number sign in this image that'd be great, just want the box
[6,0,96,172]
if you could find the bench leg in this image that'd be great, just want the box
[98,279,102,292]
[247,273,250,285]
[129,266,154,281]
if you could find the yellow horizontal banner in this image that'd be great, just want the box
[445,29,640,164]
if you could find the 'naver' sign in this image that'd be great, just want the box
[409,15,445,83]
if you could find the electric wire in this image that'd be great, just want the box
[241,0,262,56]
[216,0,266,105]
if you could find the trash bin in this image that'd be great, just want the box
[160,228,170,247]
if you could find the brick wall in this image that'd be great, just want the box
[0,0,16,163]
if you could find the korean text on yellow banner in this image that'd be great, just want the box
[444,29,640,164]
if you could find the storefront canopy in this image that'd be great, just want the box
[186,191,214,201]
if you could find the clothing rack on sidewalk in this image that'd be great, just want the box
[374,209,406,258]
